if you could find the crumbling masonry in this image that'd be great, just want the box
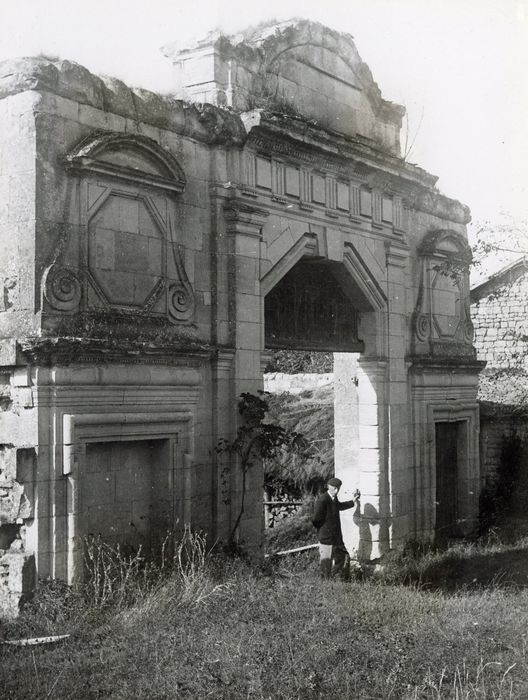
[0,20,483,616]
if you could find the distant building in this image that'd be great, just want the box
[471,256,528,374]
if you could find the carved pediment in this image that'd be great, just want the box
[64,132,186,194]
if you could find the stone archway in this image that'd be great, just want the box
[260,223,391,560]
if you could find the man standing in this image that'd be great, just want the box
[312,477,360,579]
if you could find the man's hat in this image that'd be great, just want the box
[327,477,342,488]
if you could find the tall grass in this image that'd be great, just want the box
[3,535,528,699]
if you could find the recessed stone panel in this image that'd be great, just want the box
[255,157,272,189]
[382,197,393,223]
[311,173,326,204]
[360,189,372,217]
[337,181,349,211]
[285,167,300,197]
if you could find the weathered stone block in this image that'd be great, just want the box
[0,551,36,619]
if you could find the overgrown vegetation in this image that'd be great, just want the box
[4,532,528,698]
[264,386,334,497]
[264,350,333,374]
[216,392,310,544]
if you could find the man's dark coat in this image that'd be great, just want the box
[312,492,356,545]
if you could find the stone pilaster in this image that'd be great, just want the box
[355,359,389,561]
[222,200,269,551]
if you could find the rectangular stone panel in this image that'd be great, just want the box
[336,181,349,211]
[81,439,171,549]
[382,197,393,223]
[311,173,326,204]
[360,189,372,217]
[256,157,272,189]
[285,167,300,197]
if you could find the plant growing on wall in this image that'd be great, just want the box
[216,392,309,547]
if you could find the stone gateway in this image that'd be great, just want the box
[0,20,483,616]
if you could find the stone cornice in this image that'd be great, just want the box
[407,356,485,373]
[244,111,436,186]
[223,198,269,236]
[243,112,471,225]
[0,57,247,146]
[17,336,215,366]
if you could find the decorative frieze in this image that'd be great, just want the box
[243,147,404,234]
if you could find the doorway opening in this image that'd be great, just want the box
[435,421,465,543]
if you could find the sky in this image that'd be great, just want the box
[1,0,527,239]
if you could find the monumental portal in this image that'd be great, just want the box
[0,20,482,614]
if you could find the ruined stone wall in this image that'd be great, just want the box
[0,91,39,337]
[0,59,262,612]
[164,20,405,155]
[0,90,40,615]
[471,269,528,369]
[479,408,528,480]
[0,19,483,614]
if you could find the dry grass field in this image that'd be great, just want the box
[2,528,528,699]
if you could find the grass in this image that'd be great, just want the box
[3,534,528,699]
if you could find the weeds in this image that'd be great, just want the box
[3,536,528,698]
[83,536,152,608]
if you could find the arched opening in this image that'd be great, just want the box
[262,254,389,559]
[264,258,365,353]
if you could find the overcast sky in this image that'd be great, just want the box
[1,0,527,235]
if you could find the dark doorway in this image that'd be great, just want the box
[435,421,461,542]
